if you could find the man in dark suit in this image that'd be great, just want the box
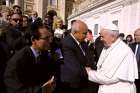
[59,20,93,93]
[4,24,55,93]
[129,28,140,93]
[5,13,28,56]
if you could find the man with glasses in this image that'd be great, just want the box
[12,5,22,14]
[5,13,27,56]
[4,24,55,93]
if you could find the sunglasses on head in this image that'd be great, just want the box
[12,19,23,22]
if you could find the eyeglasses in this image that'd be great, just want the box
[82,32,87,35]
[39,36,52,41]
[12,19,23,22]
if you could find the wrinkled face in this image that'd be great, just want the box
[134,30,140,43]
[34,28,52,51]
[100,29,114,48]
[10,14,22,27]
[76,26,88,42]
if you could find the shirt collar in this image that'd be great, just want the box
[70,33,80,45]
[30,46,40,58]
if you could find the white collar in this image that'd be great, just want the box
[70,33,80,45]
[30,46,40,58]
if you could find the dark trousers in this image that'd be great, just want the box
[54,82,80,93]
[135,73,140,93]
[54,81,98,93]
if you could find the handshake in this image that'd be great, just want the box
[85,67,92,72]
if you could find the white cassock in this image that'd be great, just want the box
[87,38,138,93]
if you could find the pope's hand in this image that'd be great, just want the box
[85,67,92,72]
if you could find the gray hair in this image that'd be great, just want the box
[100,23,119,37]
[107,29,119,37]
[71,21,80,33]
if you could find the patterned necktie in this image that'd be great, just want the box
[136,45,140,62]
[36,52,41,63]
[136,44,140,72]
[79,44,85,56]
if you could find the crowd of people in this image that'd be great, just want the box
[0,5,140,93]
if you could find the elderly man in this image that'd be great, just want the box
[59,20,98,93]
[130,28,140,93]
[86,23,138,93]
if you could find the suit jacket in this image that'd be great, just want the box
[60,34,88,88]
[129,43,137,53]
[81,41,97,70]
[129,43,140,72]
[6,28,27,55]
[0,41,10,93]
[4,46,55,93]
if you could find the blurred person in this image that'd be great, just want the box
[47,10,57,33]
[125,34,133,44]
[0,12,8,28]
[86,23,138,93]
[129,28,140,93]
[2,8,11,25]
[5,13,27,56]
[4,24,56,93]
[85,29,94,46]
[119,33,125,41]
[29,11,41,23]
[0,26,10,93]
[81,29,96,68]
[52,17,65,56]
[53,17,65,39]
[60,20,96,93]
[43,15,49,29]
[21,15,32,45]
[12,5,22,14]
[94,36,104,61]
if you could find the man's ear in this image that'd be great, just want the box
[31,36,36,42]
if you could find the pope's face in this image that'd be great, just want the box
[100,29,113,48]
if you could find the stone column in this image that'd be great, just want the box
[14,0,20,5]
[0,0,2,6]
[33,0,43,18]
[6,0,10,7]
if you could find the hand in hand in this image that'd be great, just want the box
[85,67,92,72]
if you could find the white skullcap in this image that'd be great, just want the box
[100,22,119,31]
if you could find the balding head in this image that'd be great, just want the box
[134,28,140,43]
[71,20,88,33]
[71,20,88,42]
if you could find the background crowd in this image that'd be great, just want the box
[0,4,140,93]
